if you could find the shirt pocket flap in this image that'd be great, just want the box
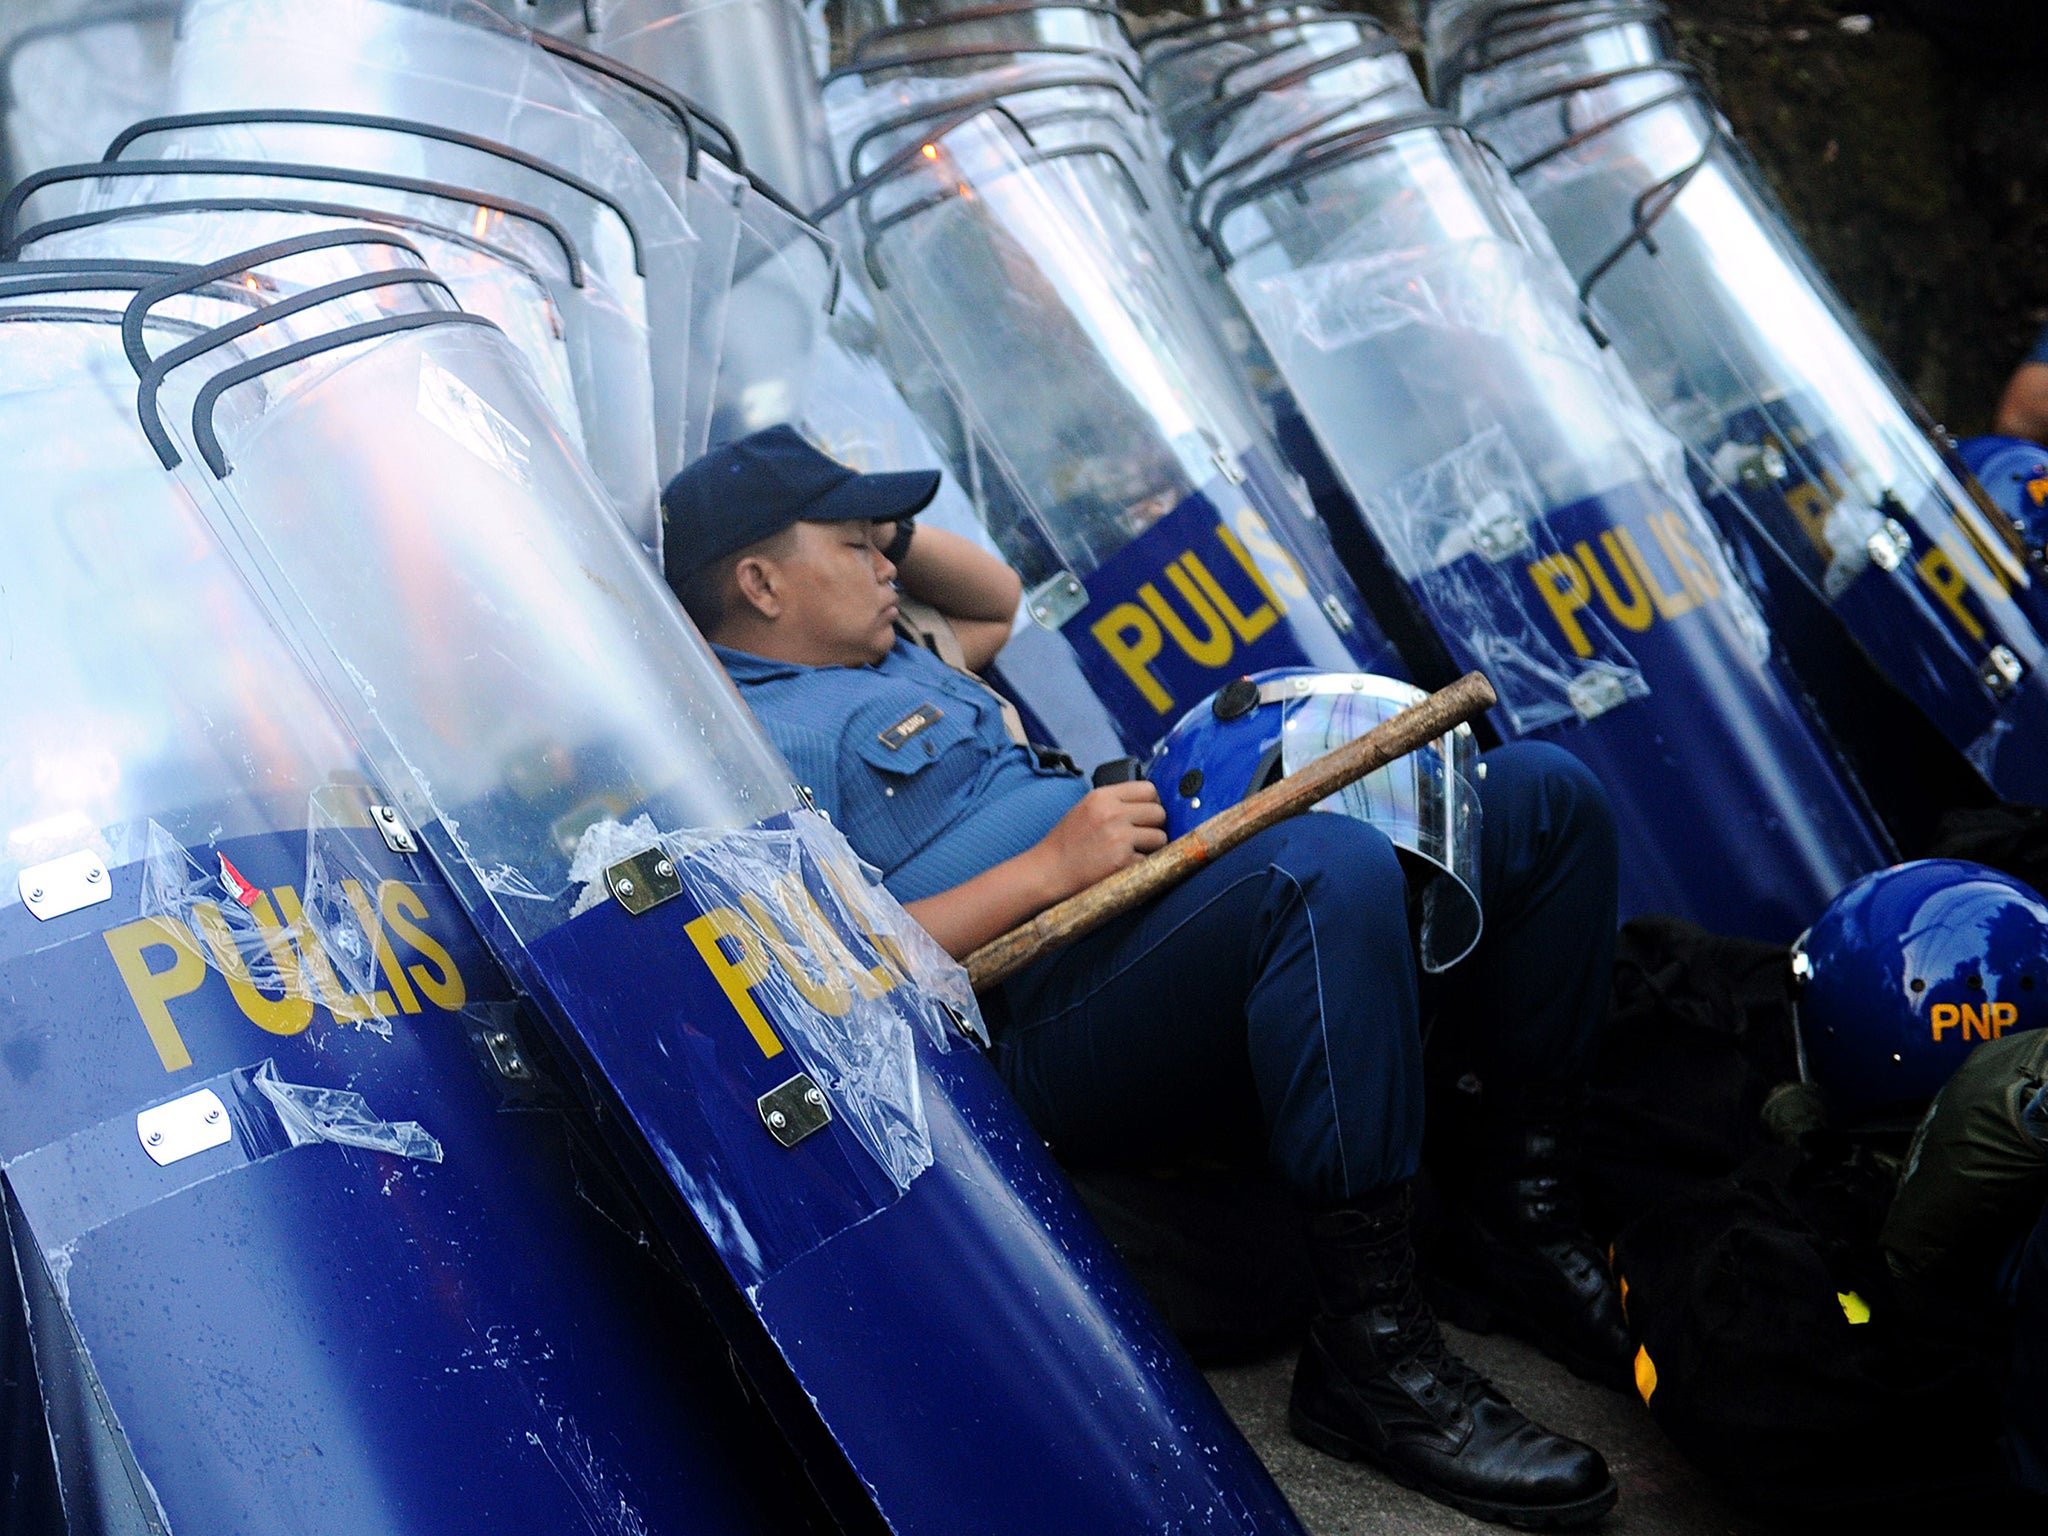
[849,698,979,777]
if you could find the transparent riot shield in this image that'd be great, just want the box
[129,244,1306,1535]
[0,1,176,193]
[848,108,1405,749]
[1461,57,2048,807]
[165,0,701,514]
[1194,106,1894,937]
[0,287,838,1536]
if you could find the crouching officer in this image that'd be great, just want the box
[662,426,1624,1529]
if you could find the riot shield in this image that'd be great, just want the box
[0,278,839,1536]
[5,154,664,546]
[1441,29,2048,808]
[1146,32,1894,937]
[164,0,704,523]
[842,107,1405,750]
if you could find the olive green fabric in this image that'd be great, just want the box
[1881,1030,2048,1304]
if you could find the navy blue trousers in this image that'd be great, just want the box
[995,741,1619,1204]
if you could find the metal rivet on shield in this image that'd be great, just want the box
[145,1129,163,1146]
[204,1107,222,1124]
[655,859,675,879]
[26,888,41,903]
[616,878,636,898]
[85,868,102,884]
[805,1088,825,1109]
[766,1109,789,1130]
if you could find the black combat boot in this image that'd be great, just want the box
[1427,1086,1632,1390]
[1289,1187,1617,1529]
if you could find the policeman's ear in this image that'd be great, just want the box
[730,552,782,620]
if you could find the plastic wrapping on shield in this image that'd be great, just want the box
[137,809,403,1034]
[1242,236,1601,377]
[252,1059,443,1162]
[1361,428,1650,731]
[569,809,984,1193]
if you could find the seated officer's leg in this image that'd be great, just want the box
[998,812,1420,1201]
[1426,740,1630,1389]
[999,812,1614,1527]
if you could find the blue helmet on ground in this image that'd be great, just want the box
[1956,434,2048,558]
[1145,668,1484,971]
[1793,858,2048,1122]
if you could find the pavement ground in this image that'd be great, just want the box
[1206,1325,1772,1536]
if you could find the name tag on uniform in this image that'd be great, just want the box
[878,704,943,751]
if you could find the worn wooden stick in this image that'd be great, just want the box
[965,670,1498,991]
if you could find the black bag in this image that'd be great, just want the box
[1931,804,2048,899]
[1612,1148,2008,1516]
[1581,916,1800,1238]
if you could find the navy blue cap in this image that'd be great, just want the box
[660,424,941,586]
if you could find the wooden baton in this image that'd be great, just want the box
[964,670,1498,991]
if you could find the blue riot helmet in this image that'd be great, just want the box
[1957,435,2048,559]
[1147,668,1484,971]
[1792,859,2048,1122]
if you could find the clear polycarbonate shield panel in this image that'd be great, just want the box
[1181,49,1430,217]
[533,48,747,465]
[1273,676,1482,972]
[166,0,698,515]
[148,317,794,947]
[0,311,372,906]
[1144,14,1396,161]
[19,205,588,457]
[859,111,1286,582]
[20,159,666,538]
[0,1,177,192]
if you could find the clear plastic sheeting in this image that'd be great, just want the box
[1362,428,1650,730]
[0,1,177,192]
[147,310,794,951]
[568,808,978,1192]
[252,1058,443,1162]
[136,811,402,1034]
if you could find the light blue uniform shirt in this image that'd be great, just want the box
[716,639,1087,904]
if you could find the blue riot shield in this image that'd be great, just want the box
[0,282,835,1536]
[1434,25,2048,808]
[1145,35,1891,937]
[834,106,1405,753]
